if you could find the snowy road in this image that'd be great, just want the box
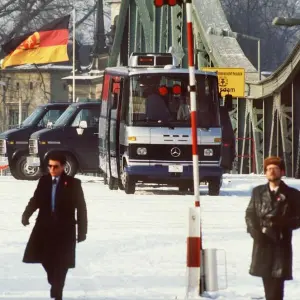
[1,174,300,299]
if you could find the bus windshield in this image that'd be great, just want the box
[128,73,220,128]
[53,106,77,127]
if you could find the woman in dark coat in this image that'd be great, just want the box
[245,156,300,300]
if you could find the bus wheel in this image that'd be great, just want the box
[208,178,221,196]
[178,185,189,193]
[121,165,135,194]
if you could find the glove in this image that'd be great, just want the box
[77,233,86,243]
[21,214,30,226]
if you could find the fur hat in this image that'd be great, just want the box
[263,156,285,172]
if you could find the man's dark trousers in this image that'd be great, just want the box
[43,262,68,299]
[262,277,284,300]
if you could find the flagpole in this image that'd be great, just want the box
[18,92,22,126]
[72,8,76,103]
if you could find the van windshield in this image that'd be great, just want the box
[53,106,77,127]
[21,107,44,127]
[128,73,220,128]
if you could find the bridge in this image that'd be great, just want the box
[107,0,300,177]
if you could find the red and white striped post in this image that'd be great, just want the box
[185,0,203,296]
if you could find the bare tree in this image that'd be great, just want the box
[221,0,300,71]
[0,0,111,47]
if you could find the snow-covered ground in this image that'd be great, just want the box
[1,174,300,299]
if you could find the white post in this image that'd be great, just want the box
[186,207,201,296]
[72,8,76,103]
[18,95,22,126]
[257,39,261,81]
[185,1,202,296]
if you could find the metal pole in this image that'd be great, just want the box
[263,99,265,162]
[277,107,279,157]
[186,0,199,220]
[292,81,294,177]
[236,98,239,173]
[213,30,261,81]
[90,0,106,71]
[272,17,300,27]
[185,0,202,295]
[72,8,76,103]
[153,4,156,52]
[258,39,261,81]
[248,113,251,173]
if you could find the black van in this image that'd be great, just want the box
[0,103,69,180]
[27,101,101,176]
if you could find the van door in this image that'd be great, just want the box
[68,106,100,171]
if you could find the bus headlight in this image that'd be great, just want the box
[137,147,147,155]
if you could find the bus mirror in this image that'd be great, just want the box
[224,94,233,111]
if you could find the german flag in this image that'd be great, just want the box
[1,15,70,69]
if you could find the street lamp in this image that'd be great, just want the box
[207,27,261,81]
[272,17,300,27]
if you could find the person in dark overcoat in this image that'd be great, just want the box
[245,156,300,300]
[21,151,87,300]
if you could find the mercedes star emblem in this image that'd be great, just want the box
[170,147,181,157]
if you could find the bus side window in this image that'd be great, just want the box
[120,78,129,124]
[109,77,120,110]
[116,78,124,122]
[100,73,110,120]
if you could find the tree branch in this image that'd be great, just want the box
[70,3,97,32]
[33,64,50,101]
[6,0,56,40]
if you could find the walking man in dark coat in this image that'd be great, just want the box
[21,152,87,300]
[245,156,300,300]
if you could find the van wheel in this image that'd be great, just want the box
[10,165,22,180]
[179,181,194,194]
[64,155,77,177]
[15,156,41,180]
[121,165,135,194]
[208,178,221,196]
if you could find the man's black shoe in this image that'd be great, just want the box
[55,289,63,300]
[50,286,56,298]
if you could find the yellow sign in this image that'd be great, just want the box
[201,67,245,98]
